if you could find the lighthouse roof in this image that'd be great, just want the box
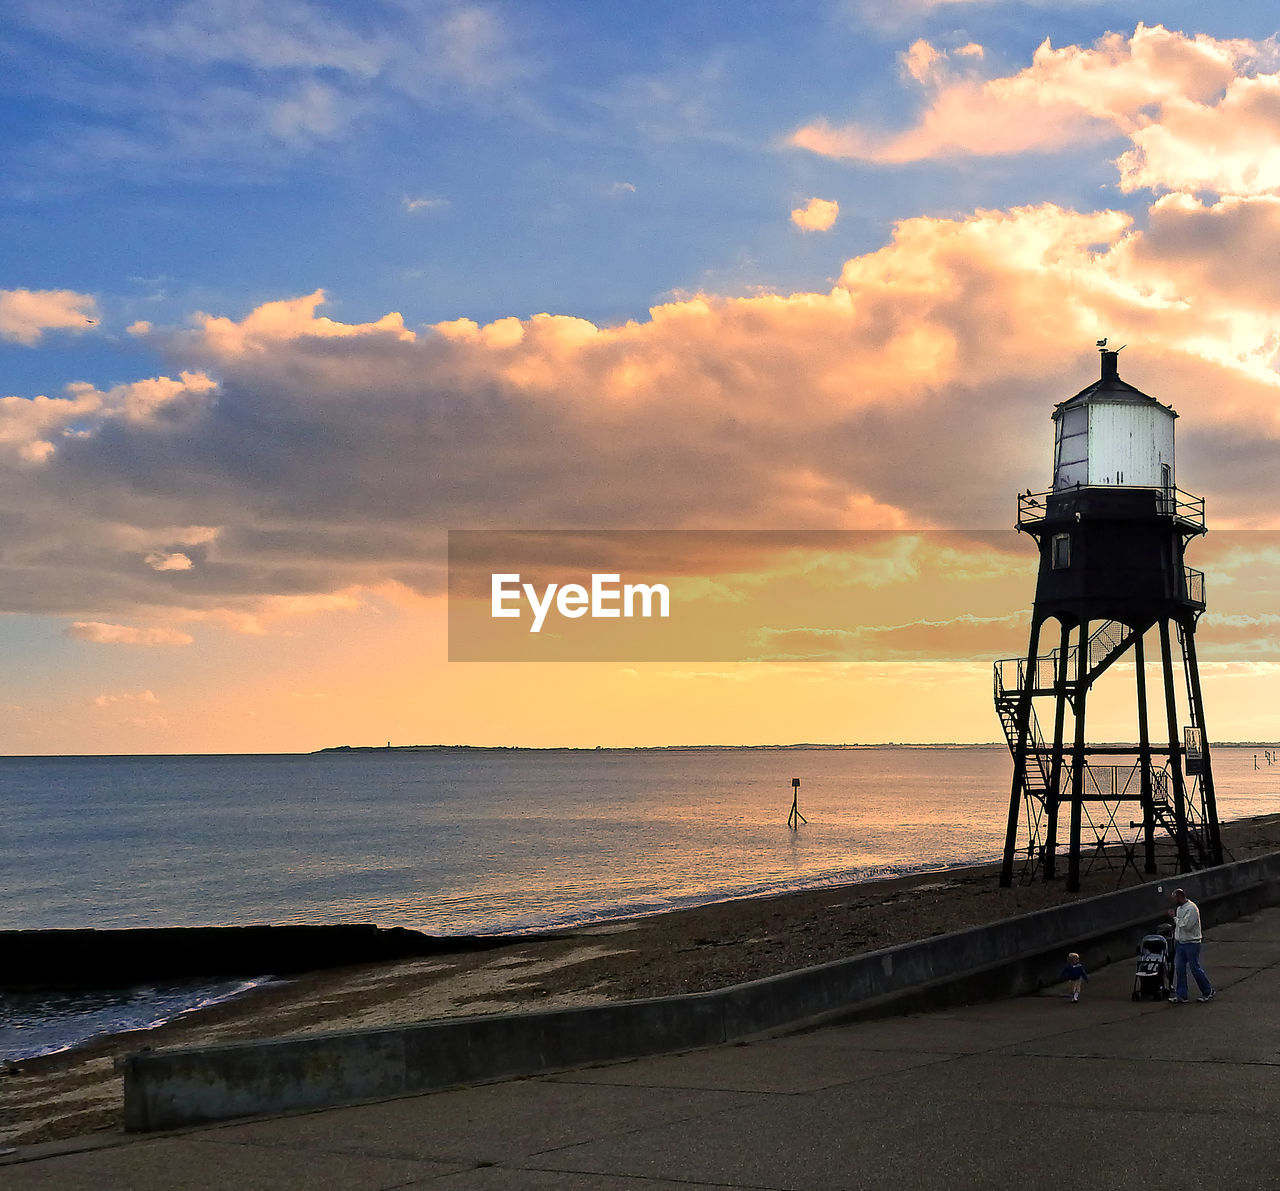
[1053,350,1175,417]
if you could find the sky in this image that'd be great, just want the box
[5,0,1280,753]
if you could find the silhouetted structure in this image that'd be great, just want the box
[996,347,1222,890]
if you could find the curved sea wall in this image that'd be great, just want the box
[122,850,1280,1132]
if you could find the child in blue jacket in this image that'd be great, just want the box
[1062,951,1089,1002]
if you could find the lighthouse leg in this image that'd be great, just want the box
[1000,617,1043,887]
[1159,619,1192,873]
[1134,627,1156,874]
[1182,622,1223,866]
[1043,619,1071,880]
[1067,619,1089,893]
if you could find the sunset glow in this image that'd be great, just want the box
[3,4,1280,753]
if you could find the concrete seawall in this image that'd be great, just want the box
[122,852,1280,1132]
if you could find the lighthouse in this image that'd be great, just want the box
[995,346,1222,891]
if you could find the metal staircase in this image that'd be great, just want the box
[993,618,1140,754]
[994,619,1182,882]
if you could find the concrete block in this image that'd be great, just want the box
[124,1026,408,1131]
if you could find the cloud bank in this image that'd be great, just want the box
[5,183,1280,629]
[3,24,1279,643]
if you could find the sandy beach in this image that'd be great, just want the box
[5,811,1280,1148]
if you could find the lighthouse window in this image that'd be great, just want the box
[1052,533,1071,569]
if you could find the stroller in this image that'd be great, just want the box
[1132,928,1174,1001]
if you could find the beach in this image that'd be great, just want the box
[5,809,1279,1149]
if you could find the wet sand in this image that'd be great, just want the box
[5,811,1279,1148]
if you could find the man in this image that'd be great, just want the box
[1168,888,1215,1004]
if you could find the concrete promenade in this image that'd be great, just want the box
[5,905,1280,1190]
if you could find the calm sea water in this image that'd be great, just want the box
[3,745,1278,1059]
[5,745,1280,935]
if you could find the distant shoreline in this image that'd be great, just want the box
[313,742,1003,753]
[313,741,1280,754]
[1,741,1275,760]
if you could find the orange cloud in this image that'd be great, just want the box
[0,388,103,462]
[1119,74,1280,195]
[93,690,159,707]
[0,289,98,345]
[791,197,840,231]
[182,290,415,356]
[751,610,1028,662]
[11,183,1280,631]
[791,25,1273,193]
[0,372,217,465]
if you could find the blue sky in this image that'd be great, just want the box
[4,1,1280,752]
[6,0,1264,390]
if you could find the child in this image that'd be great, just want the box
[1062,952,1089,1002]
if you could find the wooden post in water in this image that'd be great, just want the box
[788,777,806,830]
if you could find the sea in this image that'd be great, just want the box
[3,744,1278,1060]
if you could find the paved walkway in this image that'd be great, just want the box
[5,906,1280,1190]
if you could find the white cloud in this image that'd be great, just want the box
[596,52,739,145]
[145,551,194,571]
[6,1,537,184]
[265,80,346,145]
[0,289,98,345]
[403,195,449,213]
[791,197,840,231]
[849,0,1103,32]
[70,623,194,645]
[135,0,388,75]
[423,5,531,93]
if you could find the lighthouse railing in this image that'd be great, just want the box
[1183,566,1205,608]
[1016,490,1051,526]
[1161,488,1206,530]
[1016,485,1205,531]
[993,656,1039,697]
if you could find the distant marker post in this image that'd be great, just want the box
[788,777,806,830]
